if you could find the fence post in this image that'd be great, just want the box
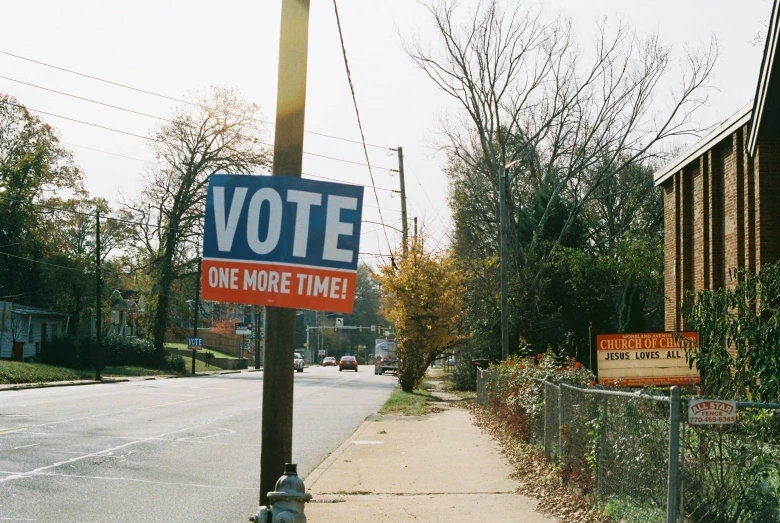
[666,386,681,523]
[544,382,550,459]
[558,383,565,460]
[597,395,608,501]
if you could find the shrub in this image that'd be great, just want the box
[40,334,93,369]
[103,336,163,368]
[167,354,186,374]
[451,354,477,391]
[42,334,167,370]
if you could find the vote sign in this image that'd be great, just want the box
[187,337,203,350]
[201,175,364,313]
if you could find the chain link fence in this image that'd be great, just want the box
[476,368,780,522]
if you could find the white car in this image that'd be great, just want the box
[293,353,304,372]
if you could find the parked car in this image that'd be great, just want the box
[293,353,304,372]
[339,355,358,372]
[322,356,336,367]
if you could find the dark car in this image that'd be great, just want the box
[322,357,336,367]
[339,356,358,372]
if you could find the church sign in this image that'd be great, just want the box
[597,332,699,387]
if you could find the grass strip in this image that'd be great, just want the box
[0,361,83,384]
[379,384,437,416]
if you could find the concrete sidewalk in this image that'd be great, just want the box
[303,389,554,522]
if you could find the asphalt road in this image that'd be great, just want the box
[0,365,396,522]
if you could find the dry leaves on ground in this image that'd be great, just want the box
[463,402,610,523]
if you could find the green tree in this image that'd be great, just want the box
[0,94,83,307]
[618,278,646,333]
[127,87,269,354]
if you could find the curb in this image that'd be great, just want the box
[0,378,131,392]
[0,367,261,392]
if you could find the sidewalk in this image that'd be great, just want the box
[304,386,555,522]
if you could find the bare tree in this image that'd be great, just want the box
[126,87,270,352]
[404,0,716,353]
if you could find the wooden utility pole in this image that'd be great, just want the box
[397,147,408,256]
[95,210,103,380]
[260,0,310,507]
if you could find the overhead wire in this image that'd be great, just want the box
[332,0,392,256]
[0,49,393,150]
[0,251,91,273]
[0,99,397,171]
[60,141,401,194]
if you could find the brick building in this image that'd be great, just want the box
[654,0,780,329]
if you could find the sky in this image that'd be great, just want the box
[0,0,772,267]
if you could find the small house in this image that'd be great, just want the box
[0,302,70,361]
[109,290,144,338]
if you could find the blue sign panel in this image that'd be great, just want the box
[201,175,365,313]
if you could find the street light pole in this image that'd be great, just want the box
[499,163,509,361]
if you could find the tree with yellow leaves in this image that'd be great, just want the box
[378,236,464,392]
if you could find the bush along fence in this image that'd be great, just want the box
[476,356,780,523]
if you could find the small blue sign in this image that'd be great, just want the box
[187,337,203,350]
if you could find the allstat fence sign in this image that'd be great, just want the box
[687,399,737,425]
[201,175,364,313]
[597,332,700,387]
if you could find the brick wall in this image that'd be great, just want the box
[664,124,780,328]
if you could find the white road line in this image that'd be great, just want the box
[35,472,255,490]
[0,396,236,484]
[11,443,39,450]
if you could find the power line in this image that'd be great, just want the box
[61,141,402,194]
[0,74,173,122]
[0,99,396,171]
[332,0,392,255]
[0,49,393,150]
[1,99,162,143]
[62,142,157,164]
[0,251,91,273]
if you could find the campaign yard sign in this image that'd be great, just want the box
[201,175,364,314]
[597,331,700,387]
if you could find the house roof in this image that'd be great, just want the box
[0,302,70,318]
[653,103,753,186]
[748,0,780,155]
[655,0,780,184]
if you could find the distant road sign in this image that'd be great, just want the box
[187,337,203,350]
[235,322,252,336]
[318,349,326,356]
[201,174,364,314]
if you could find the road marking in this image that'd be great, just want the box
[35,472,255,490]
[0,394,238,484]
[11,443,39,450]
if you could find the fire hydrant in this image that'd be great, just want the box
[250,463,312,523]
